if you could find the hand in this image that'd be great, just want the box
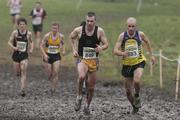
[43,54,49,62]
[95,44,103,53]
[73,49,79,57]
[150,56,156,65]
[29,49,33,54]
[121,51,128,57]
[13,47,18,51]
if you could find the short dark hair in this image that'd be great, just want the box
[17,18,27,25]
[87,12,96,19]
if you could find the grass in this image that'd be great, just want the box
[0,0,180,94]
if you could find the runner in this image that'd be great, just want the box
[113,17,155,113]
[30,1,47,49]
[69,12,108,115]
[40,22,65,95]
[8,18,34,97]
[7,0,22,28]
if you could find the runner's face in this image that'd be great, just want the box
[36,3,41,10]
[51,25,59,34]
[127,22,136,35]
[86,16,96,30]
[18,22,26,31]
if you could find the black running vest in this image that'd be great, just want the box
[13,29,28,53]
[78,25,100,57]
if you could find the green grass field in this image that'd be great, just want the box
[0,0,180,93]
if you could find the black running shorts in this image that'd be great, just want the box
[122,61,146,78]
[45,53,61,64]
[12,51,28,63]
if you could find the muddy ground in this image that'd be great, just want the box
[0,63,180,120]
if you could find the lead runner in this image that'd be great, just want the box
[69,12,108,115]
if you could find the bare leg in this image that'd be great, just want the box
[86,72,96,107]
[13,61,21,77]
[51,60,60,92]
[124,77,134,106]
[77,62,88,98]
[74,62,88,111]
[35,31,41,49]
[133,68,143,95]
[20,59,28,97]
[44,62,52,80]
[13,14,20,29]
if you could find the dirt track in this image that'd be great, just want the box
[0,64,180,120]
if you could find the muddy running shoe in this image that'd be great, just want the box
[83,105,90,115]
[21,90,26,97]
[133,95,141,108]
[132,105,139,114]
[74,97,82,111]
[50,89,55,96]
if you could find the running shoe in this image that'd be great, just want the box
[132,105,139,114]
[133,95,141,108]
[74,97,82,111]
[50,89,55,96]
[21,90,26,97]
[83,105,90,115]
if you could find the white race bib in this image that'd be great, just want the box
[83,47,96,59]
[47,46,59,54]
[32,17,42,25]
[10,1,21,14]
[17,41,27,52]
[10,7,20,14]
[125,44,139,58]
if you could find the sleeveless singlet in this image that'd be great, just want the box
[78,25,100,59]
[45,33,61,54]
[121,30,146,65]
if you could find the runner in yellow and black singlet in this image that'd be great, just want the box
[44,31,62,64]
[40,22,65,95]
[114,17,156,114]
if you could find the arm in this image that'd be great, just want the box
[43,10,47,19]
[29,10,34,18]
[69,27,80,57]
[140,31,156,64]
[40,33,49,61]
[113,33,128,57]
[60,33,65,55]
[28,32,34,53]
[8,31,18,51]
[96,28,108,53]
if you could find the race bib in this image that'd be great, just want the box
[32,17,42,25]
[10,2,20,14]
[125,40,139,58]
[17,41,27,52]
[83,47,96,59]
[47,46,59,54]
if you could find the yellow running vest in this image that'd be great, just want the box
[121,31,146,65]
[45,33,61,54]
